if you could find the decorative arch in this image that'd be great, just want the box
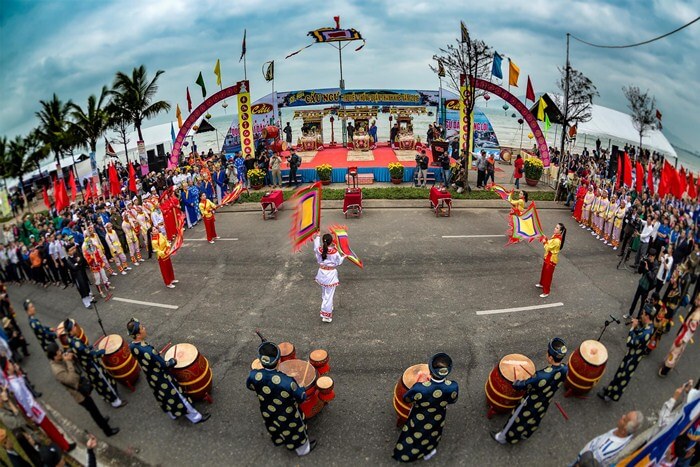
[171,82,244,162]
[471,78,550,166]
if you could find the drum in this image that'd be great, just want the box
[501,149,512,163]
[251,358,263,370]
[164,343,213,402]
[309,349,330,375]
[393,363,429,426]
[270,140,288,154]
[316,376,335,402]
[94,334,140,390]
[261,125,280,140]
[485,354,535,418]
[279,359,324,419]
[279,342,296,362]
[565,340,608,396]
[56,319,88,349]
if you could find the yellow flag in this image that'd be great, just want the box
[508,59,520,87]
[214,59,222,87]
[176,104,183,128]
[537,97,548,121]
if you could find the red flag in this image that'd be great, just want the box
[659,161,677,197]
[635,161,644,193]
[92,179,99,201]
[108,163,120,197]
[647,163,655,195]
[623,152,632,188]
[678,167,687,198]
[688,172,697,199]
[84,180,92,201]
[56,178,69,211]
[526,76,535,103]
[656,109,662,121]
[52,177,62,211]
[42,185,51,210]
[68,171,77,202]
[128,163,137,193]
[615,155,622,189]
[186,87,192,113]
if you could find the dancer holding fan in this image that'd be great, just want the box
[313,231,345,323]
[536,223,567,298]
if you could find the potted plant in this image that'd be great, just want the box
[247,168,266,189]
[524,157,544,187]
[388,162,404,184]
[316,164,333,185]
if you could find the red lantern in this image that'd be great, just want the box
[484,94,491,101]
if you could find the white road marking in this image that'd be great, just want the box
[112,297,179,309]
[476,302,564,316]
[187,238,239,241]
[442,234,505,238]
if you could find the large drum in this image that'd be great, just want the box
[56,319,88,349]
[485,354,535,418]
[279,359,324,419]
[269,140,288,154]
[393,363,429,426]
[94,334,140,390]
[164,343,213,402]
[261,125,280,140]
[565,340,608,396]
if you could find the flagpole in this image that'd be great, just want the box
[244,53,248,81]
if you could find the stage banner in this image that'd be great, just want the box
[276,88,440,108]
[0,190,11,217]
[237,80,255,157]
[223,91,277,156]
[137,141,148,175]
[459,74,468,161]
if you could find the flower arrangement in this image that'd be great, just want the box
[388,162,405,179]
[524,157,544,180]
[247,168,266,186]
[316,164,333,181]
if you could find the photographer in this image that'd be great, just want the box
[415,150,429,188]
[625,248,658,319]
[618,206,639,258]
[286,151,301,188]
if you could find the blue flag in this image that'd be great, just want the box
[491,52,503,79]
[170,122,176,143]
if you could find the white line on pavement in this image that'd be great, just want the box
[442,234,505,238]
[187,238,239,241]
[112,297,179,309]
[476,302,564,316]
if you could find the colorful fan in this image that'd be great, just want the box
[487,183,513,201]
[163,211,186,259]
[507,202,545,245]
[329,225,363,269]
[217,182,247,208]
[289,182,322,252]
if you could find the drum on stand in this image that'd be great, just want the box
[56,319,88,349]
[393,363,429,426]
[316,376,335,402]
[484,354,535,419]
[261,126,280,140]
[565,340,608,397]
[164,343,213,403]
[309,349,330,375]
[94,334,140,391]
[279,342,296,362]
[279,359,325,419]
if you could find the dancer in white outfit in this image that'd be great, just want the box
[313,232,345,323]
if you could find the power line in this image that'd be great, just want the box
[570,16,699,49]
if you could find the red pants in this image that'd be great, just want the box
[203,216,217,241]
[159,257,175,286]
[40,416,71,452]
[539,260,556,295]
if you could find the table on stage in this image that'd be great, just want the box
[429,186,452,217]
[261,190,284,220]
[343,188,363,218]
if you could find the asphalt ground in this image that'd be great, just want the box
[6,203,698,466]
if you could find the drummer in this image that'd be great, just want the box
[246,341,317,457]
[65,319,127,409]
[491,338,568,444]
[23,299,57,353]
[126,318,210,424]
[393,353,458,462]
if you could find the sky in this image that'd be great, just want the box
[1,0,699,152]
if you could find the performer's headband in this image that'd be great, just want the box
[548,337,567,362]
[127,318,140,337]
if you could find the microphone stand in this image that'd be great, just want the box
[92,301,107,336]
[597,315,621,341]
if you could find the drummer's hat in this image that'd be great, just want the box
[548,337,567,362]
[258,342,281,369]
[428,352,453,380]
[63,319,74,332]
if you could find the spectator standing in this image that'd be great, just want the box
[485,153,496,185]
[476,150,487,188]
[575,411,644,465]
[415,150,429,188]
[513,154,524,189]
[269,152,282,188]
[283,122,292,144]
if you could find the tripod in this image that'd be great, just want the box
[92,301,107,336]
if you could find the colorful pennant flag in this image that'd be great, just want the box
[507,202,545,245]
[42,185,51,210]
[214,59,222,87]
[544,114,551,132]
[647,163,655,195]
[263,61,275,82]
[216,182,247,208]
[68,171,77,202]
[508,59,520,87]
[460,20,468,43]
[329,225,363,269]
[289,182,322,252]
[196,72,206,98]
[105,138,116,157]
[286,19,365,59]
[491,52,503,79]
[176,105,183,129]
[537,97,548,121]
[437,59,445,78]
[240,29,247,62]
[186,87,192,112]
[526,76,535,103]
[488,183,513,201]
[170,122,176,143]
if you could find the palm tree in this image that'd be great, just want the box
[23,130,51,177]
[111,65,171,142]
[70,86,111,172]
[36,93,73,169]
[5,134,43,210]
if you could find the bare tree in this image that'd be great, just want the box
[106,99,132,164]
[623,85,656,159]
[557,67,598,128]
[431,22,492,187]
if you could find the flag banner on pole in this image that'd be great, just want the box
[237,80,255,157]
[459,74,468,156]
[214,59,222,87]
[170,122,176,143]
[647,163,655,195]
[526,76,535,103]
[105,138,116,157]
[196,72,207,98]
[186,87,192,112]
[544,114,551,132]
[43,185,51,209]
[128,163,137,193]
[286,19,365,59]
[635,161,644,193]
[240,29,247,62]
[216,182,247,208]
[491,52,503,79]
[537,97,548,121]
[176,105,183,129]
[329,225,363,269]
[487,183,513,201]
[263,61,274,82]
[289,182,322,252]
[68,171,77,202]
[507,202,545,245]
[460,20,468,43]
[508,59,520,87]
[437,59,446,78]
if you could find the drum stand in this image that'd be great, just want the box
[597,315,621,341]
[92,301,107,336]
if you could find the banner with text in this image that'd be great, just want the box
[236,81,255,157]
[276,88,440,108]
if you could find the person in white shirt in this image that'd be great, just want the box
[634,218,655,268]
[576,410,643,464]
[48,234,71,288]
[655,245,674,294]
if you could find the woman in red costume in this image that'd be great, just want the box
[573,180,587,222]
[536,223,567,298]
[151,230,178,288]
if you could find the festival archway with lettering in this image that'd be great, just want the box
[471,77,550,166]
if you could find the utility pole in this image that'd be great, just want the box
[338,43,347,147]
[556,33,571,201]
